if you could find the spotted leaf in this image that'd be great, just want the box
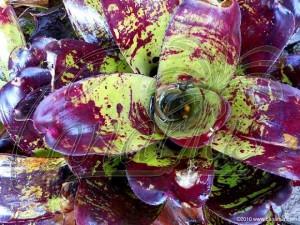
[101,0,181,76]
[43,39,132,89]
[33,73,164,156]
[211,76,300,180]
[157,0,241,91]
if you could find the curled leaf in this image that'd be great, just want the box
[270,54,300,88]
[127,144,214,207]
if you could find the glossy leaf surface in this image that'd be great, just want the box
[75,177,163,225]
[101,0,181,76]
[0,2,26,83]
[212,76,300,180]
[33,73,163,156]
[206,153,291,224]
[126,144,214,207]
[0,67,51,153]
[282,0,300,28]
[30,6,76,41]
[0,155,72,223]
[238,0,295,75]
[3,38,131,153]
[157,0,241,91]
[63,0,113,44]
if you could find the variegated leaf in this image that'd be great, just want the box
[212,76,300,180]
[101,0,181,76]
[33,73,164,156]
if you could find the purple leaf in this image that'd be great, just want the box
[212,76,300,180]
[238,0,295,75]
[75,177,163,225]
[33,73,163,156]
[270,54,300,88]
[157,0,241,91]
[101,0,181,76]
[126,144,214,207]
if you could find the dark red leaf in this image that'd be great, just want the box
[101,0,181,76]
[238,0,295,75]
[212,76,300,180]
[126,144,214,207]
[75,177,163,225]
[33,74,163,156]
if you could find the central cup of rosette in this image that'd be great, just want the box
[154,83,230,148]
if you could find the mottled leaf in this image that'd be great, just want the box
[33,73,163,156]
[101,0,181,76]
[0,155,73,223]
[4,38,131,153]
[270,54,300,88]
[205,153,292,224]
[63,0,113,44]
[211,76,300,180]
[75,177,163,225]
[0,2,26,83]
[127,144,214,207]
[157,0,241,91]
[238,0,295,75]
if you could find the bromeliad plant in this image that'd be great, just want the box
[0,0,300,224]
